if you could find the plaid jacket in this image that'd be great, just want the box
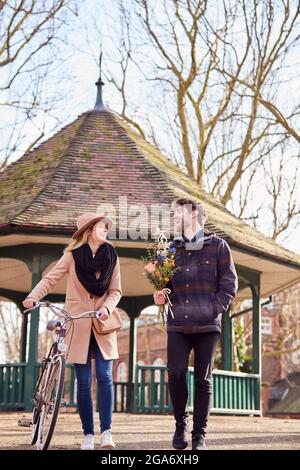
[165,231,238,334]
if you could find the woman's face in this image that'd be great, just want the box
[91,221,109,243]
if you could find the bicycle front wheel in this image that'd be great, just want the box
[36,354,66,450]
[31,368,47,446]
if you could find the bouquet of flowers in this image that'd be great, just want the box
[142,230,181,325]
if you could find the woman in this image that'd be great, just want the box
[22,212,122,450]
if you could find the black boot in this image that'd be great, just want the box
[191,432,208,450]
[172,418,189,450]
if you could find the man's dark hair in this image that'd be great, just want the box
[171,198,207,222]
[172,198,198,211]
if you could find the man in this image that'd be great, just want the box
[154,198,238,450]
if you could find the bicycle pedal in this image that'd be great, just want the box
[18,418,32,427]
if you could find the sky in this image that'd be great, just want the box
[1,0,300,255]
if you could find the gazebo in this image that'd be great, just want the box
[1,79,300,413]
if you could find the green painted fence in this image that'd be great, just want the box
[0,363,26,410]
[0,363,78,410]
[134,365,261,415]
[0,363,261,415]
[0,363,128,412]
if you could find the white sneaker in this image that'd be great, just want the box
[100,429,115,449]
[81,434,94,450]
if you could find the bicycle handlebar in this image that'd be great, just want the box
[23,300,101,321]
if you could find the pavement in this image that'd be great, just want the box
[1,411,300,450]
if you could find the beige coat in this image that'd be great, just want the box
[26,242,122,364]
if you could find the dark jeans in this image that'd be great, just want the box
[74,331,113,435]
[167,331,220,437]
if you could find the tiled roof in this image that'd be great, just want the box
[0,114,86,227]
[0,108,299,267]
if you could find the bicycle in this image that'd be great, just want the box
[19,300,102,450]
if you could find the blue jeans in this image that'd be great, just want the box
[74,331,113,435]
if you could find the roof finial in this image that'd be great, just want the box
[94,47,106,111]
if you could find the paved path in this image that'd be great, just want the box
[1,412,299,450]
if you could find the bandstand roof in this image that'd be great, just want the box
[0,86,300,300]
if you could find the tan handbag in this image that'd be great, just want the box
[92,307,123,335]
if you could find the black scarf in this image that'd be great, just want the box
[72,242,117,297]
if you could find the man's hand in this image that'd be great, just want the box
[153,291,166,306]
[97,307,110,321]
[22,298,35,309]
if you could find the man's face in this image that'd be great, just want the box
[173,205,194,232]
[173,205,183,229]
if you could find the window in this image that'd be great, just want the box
[261,317,272,335]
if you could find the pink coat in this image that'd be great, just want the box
[26,241,122,364]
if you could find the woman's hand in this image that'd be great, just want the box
[97,307,110,321]
[22,298,35,309]
[153,291,166,306]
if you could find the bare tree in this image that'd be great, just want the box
[261,148,300,239]
[0,302,53,362]
[37,305,56,361]
[96,0,300,240]
[0,300,58,362]
[0,0,78,168]
[263,287,300,360]
[230,285,300,370]
[0,302,21,361]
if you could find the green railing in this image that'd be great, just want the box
[0,363,128,412]
[0,363,260,415]
[134,365,261,415]
[212,369,260,414]
[0,363,26,410]
[0,363,78,410]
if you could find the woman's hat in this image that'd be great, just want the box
[72,212,113,240]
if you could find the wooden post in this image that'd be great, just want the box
[251,281,261,374]
[126,308,137,412]
[251,280,262,412]
[19,313,28,363]
[23,255,41,410]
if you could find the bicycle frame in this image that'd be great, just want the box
[27,299,100,406]
[24,299,101,359]
[21,300,101,450]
